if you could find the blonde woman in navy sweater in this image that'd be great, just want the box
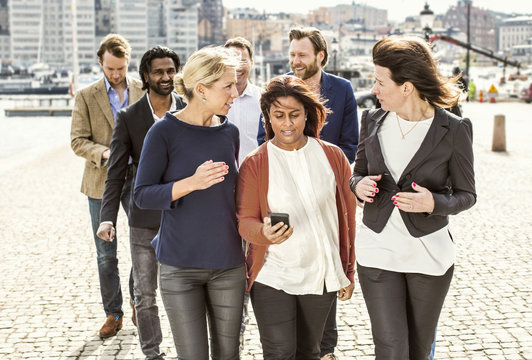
[135,47,245,359]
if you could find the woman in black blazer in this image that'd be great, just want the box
[350,36,476,360]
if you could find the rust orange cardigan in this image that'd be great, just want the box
[236,139,357,291]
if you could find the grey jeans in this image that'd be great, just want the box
[130,226,163,360]
[159,263,246,360]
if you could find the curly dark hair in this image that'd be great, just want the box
[138,46,181,91]
[261,75,329,140]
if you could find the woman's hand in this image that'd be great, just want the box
[190,160,229,190]
[354,174,382,207]
[392,182,435,213]
[261,217,293,245]
[338,282,354,301]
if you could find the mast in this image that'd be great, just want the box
[70,0,79,94]
[37,2,44,64]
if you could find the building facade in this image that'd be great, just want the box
[198,0,224,48]
[444,1,497,61]
[165,0,199,61]
[112,0,148,67]
[499,16,532,52]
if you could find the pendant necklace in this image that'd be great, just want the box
[396,112,420,140]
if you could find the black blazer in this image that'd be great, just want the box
[350,107,476,237]
[100,92,186,228]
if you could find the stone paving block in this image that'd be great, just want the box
[1,103,531,359]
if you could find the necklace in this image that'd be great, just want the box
[396,113,420,140]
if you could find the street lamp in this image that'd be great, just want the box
[419,2,434,42]
[331,37,338,75]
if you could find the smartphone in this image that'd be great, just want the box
[270,212,290,227]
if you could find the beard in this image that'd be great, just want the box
[291,59,320,81]
[149,79,174,96]
[105,74,126,88]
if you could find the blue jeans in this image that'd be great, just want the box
[429,328,437,359]
[87,171,132,317]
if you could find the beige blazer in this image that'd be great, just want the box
[70,77,144,199]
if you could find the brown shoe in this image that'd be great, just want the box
[130,298,137,327]
[99,315,123,338]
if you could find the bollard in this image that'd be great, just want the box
[479,90,484,103]
[492,114,506,152]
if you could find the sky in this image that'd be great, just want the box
[223,0,529,22]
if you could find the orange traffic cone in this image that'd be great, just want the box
[479,90,484,103]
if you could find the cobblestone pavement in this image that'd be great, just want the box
[0,102,531,359]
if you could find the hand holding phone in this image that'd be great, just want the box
[263,213,293,244]
[270,212,290,227]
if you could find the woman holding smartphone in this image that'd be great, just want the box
[134,47,245,359]
[236,75,356,359]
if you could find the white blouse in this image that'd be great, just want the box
[255,138,350,295]
[356,112,455,276]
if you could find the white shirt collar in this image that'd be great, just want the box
[147,93,177,121]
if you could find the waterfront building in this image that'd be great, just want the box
[63,0,96,69]
[499,16,532,53]
[5,0,94,69]
[112,0,148,68]
[198,0,224,48]
[165,0,199,61]
[444,0,497,62]
[147,0,166,48]
[314,4,388,28]
[0,0,9,65]
[8,0,41,67]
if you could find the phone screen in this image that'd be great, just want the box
[270,212,290,227]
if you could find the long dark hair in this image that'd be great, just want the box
[261,75,329,140]
[372,36,461,108]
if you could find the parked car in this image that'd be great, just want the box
[356,91,378,108]
[520,83,532,103]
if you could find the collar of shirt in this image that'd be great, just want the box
[147,93,177,122]
[239,81,261,99]
[104,76,130,120]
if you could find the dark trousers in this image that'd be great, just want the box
[320,297,337,356]
[159,264,246,360]
[357,264,454,360]
[130,226,163,359]
[251,282,336,360]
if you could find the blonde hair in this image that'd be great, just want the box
[174,47,240,101]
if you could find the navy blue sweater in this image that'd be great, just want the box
[134,112,244,269]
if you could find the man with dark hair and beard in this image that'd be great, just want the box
[287,27,358,164]
[257,27,358,166]
[97,46,185,360]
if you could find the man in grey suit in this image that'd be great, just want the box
[97,46,185,359]
[70,33,144,338]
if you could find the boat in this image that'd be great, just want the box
[0,77,70,95]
